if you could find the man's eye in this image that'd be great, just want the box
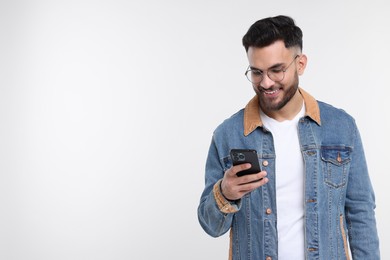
[252,70,262,76]
[271,68,283,74]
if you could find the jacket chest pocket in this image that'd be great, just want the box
[321,147,351,188]
[222,156,232,171]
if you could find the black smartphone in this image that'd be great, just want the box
[230,149,261,177]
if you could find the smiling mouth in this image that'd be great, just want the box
[262,88,280,95]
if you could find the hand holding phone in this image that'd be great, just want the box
[220,149,266,200]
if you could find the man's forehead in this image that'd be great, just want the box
[247,44,293,68]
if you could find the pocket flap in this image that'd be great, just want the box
[321,147,351,165]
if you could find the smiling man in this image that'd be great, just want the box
[198,15,380,260]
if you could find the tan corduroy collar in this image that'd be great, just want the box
[243,88,321,136]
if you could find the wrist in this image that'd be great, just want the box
[220,180,238,203]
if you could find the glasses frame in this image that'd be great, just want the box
[245,55,300,84]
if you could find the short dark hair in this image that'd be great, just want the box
[242,15,303,52]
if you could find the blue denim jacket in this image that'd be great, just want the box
[198,88,380,260]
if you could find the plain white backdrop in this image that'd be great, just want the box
[0,1,389,259]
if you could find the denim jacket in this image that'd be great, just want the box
[198,88,380,260]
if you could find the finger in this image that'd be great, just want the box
[237,171,267,184]
[239,176,269,193]
[228,163,252,177]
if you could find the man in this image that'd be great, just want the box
[197,15,380,260]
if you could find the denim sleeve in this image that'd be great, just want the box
[345,123,380,259]
[197,137,241,237]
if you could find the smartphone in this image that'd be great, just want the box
[230,149,261,177]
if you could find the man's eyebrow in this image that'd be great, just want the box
[249,62,285,71]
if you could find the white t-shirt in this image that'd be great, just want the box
[260,104,306,260]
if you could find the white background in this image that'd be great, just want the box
[0,1,389,259]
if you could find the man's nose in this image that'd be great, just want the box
[260,73,275,89]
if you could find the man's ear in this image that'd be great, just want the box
[297,54,307,76]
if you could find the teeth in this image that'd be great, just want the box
[264,90,277,94]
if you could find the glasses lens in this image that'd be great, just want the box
[246,70,262,84]
[268,70,284,82]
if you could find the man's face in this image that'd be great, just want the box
[247,41,304,113]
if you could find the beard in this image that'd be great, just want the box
[255,72,299,112]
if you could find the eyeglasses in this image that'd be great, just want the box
[245,55,299,84]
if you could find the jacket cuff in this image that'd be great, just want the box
[213,179,240,214]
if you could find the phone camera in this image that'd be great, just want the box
[233,152,245,161]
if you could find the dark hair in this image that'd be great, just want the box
[242,15,303,52]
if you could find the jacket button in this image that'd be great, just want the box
[262,160,269,167]
[266,256,272,260]
[266,208,272,215]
